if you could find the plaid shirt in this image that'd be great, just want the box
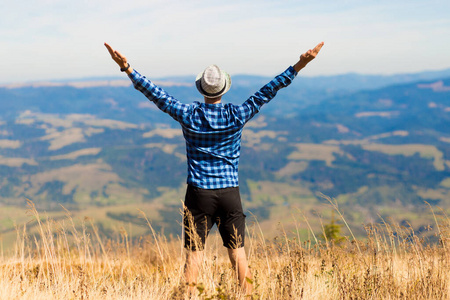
[128,66,297,189]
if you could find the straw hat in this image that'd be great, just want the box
[195,65,231,98]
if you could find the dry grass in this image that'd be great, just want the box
[360,144,445,171]
[288,143,344,167]
[50,148,102,161]
[21,163,149,205]
[1,200,450,300]
[0,139,22,149]
[0,156,37,167]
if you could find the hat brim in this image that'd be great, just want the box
[195,71,232,98]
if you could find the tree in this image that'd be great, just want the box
[321,212,345,245]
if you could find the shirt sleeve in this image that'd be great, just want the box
[235,66,298,124]
[128,69,190,122]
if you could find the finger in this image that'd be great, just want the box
[114,50,125,59]
[104,43,115,56]
[313,42,324,54]
[303,50,312,58]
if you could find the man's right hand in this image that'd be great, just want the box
[294,42,324,72]
[104,42,132,73]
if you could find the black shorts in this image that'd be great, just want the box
[184,184,246,250]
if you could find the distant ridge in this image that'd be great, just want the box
[0,79,192,89]
[295,68,450,91]
[0,66,449,236]
[2,68,450,91]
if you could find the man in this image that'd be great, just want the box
[105,41,324,294]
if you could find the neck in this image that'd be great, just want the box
[204,96,222,104]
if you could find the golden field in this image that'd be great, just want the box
[0,200,449,300]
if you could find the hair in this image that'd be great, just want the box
[204,96,222,104]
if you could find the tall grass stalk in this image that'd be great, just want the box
[0,201,449,299]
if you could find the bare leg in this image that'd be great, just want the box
[227,247,252,295]
[184,250,204,295]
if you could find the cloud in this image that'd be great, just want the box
[1,0,450,83]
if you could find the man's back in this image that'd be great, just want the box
[128,66,298,189]
[181,101,248,189]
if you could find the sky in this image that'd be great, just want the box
[2,0,450,83]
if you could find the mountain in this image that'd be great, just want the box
[2,68,449,121]
[33,67,450,91]
[0,70,450,243]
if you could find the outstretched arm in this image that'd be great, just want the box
[293,42,324,73]
[236,42,325,123]
[104,43,189,122]
[104,42,133,75]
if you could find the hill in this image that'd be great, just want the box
[0,70,450,246]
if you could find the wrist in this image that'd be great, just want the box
[293,61,306,72]
[120,62,130,72]
[124,66,133,75]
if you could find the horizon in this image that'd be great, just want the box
[2,66,450,88]
[3,0,450,84]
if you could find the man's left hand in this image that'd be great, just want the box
[294,42,324,72]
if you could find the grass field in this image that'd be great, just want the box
[1,200,449,299]
[360,144,445,171]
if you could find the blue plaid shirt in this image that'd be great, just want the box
[128,66,297,189]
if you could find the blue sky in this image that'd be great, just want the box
[2,0,450,83]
